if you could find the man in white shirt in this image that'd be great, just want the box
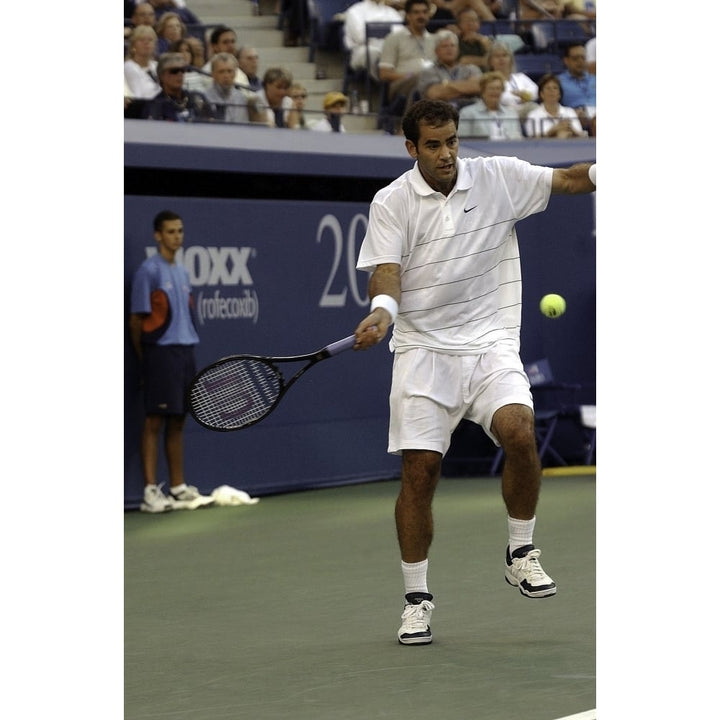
[343,0,403,81]
[352,99,596,646]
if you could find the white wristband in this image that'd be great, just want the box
[588,163,596,186]
[370,294,398,324]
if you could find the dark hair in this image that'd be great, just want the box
[537,73,563,102]
[405,0,430,13]
[402,99,459,145]
[153,209,182,232]
[168,38,191,53]
[563,42,585,58]
[210,25,236,46]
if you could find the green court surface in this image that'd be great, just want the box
[125,475,595,720]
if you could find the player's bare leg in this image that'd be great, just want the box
[395,449,440,645]
[396,449,442,561]
[492,404,541,519]
[492,403,557,598]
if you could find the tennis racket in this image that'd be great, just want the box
[188,334,357,432]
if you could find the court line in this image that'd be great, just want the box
[542,466,596,477]
[554,710,596,720]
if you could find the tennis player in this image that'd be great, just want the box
[352,99,596,645]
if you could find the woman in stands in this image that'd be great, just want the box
[486,40,538,119]
[124,25,161,100]
[524,73,585,138]
[155,11,187,54]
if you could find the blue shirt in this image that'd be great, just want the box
[131,254,199,345]
[557,70,596,110]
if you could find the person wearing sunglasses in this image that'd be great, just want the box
[288,82,309,128]
[143,52,215,122]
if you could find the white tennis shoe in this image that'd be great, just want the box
[398,592,434,645]
[140,484,173,514]
[168,484,214,510]
[505,544,557,598]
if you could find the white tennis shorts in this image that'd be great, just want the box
[387,342,533,456]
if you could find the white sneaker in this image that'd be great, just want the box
[168,484,214,510]
[505,544,557,598]
[397,592,434,645]
[140,484,173,514]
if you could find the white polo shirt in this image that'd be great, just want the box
[356,155,553,354]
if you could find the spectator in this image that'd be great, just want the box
[143,52,215,121]
[186,35,206,68]
[202,26,251,91]
[432,0,496,24]
[343,0,404,82]
[517,0,566,20]
[563,0,596,20]
[458,70,523,138]
[280,0,310,47]
[416,29,482,110]
[311,91,350,132]
[129,209,213,513]
[203,52,250,123]
[250,66,298,128]
[155,11,186,54]
[585,36,596,75]
[125,2,156,41]
[148,0,201,25]
[124,25,161,100]
[378,0,437,116]
[455,7,492,70]
[524,73,585,138]
[168,38,207,91]
[486,40,538,119]
[237,46,262,92]
[131,2,156,27]
[288,82,309,128]
[557,42,596,131]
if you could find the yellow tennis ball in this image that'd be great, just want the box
[539,293,566,318]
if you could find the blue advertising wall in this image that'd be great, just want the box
[124,121,595,507]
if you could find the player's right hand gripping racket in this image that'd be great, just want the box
[188,335,357,432]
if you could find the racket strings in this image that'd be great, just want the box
[190,359,282,430]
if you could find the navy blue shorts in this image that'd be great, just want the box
[141,344,197,415]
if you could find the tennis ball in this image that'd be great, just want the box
[539,293,566,318]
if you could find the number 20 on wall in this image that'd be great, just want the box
[316,213,369,309]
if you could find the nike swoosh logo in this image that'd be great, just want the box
[464,206,477,213]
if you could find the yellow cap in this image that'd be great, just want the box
[323,91,349,110]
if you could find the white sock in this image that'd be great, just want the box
[401,559,429,595]
[171,483,187,494]
[507,515,536,555]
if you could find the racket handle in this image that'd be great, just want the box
[326,334,357,356]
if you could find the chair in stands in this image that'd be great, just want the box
[344,21,401,110]
[513,52,564,82]
[577,404,596,465]
[307,0,353,62]
[553,19,593,49]
[529,18,593,53]
[490,358,582,475]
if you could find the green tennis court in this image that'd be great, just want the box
[125,474,595,719]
